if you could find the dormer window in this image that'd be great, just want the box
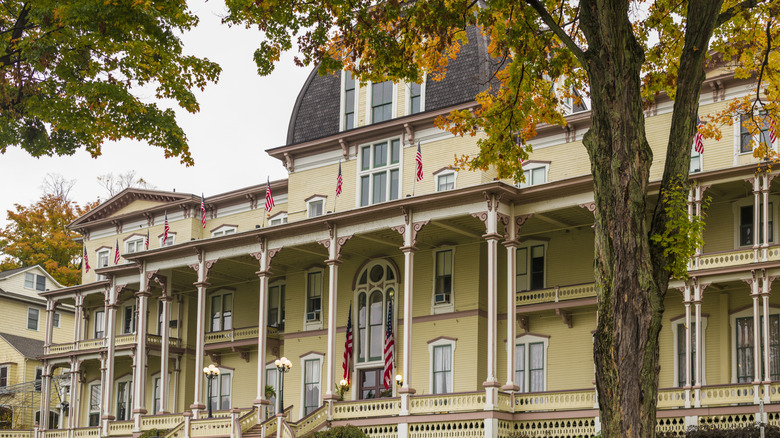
[305,196,327,218]
[409,82,423,115]
[125,236,145,254]
[371,81,394,123]
[343,71,356,130]
[24,273,46,291]
[211,225,238,238]
[517,162,550,188]
[269,212,288,226]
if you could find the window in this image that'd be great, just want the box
[428,338,456,394]
[210,291,233,332]
[115,378,133,421]
[518,164,549,188]
[409,82,423,115]
[122,304,137,334]
[690,148,702,173]
[514,334,548,392]
[160,234,175,247]
[672,317,708,387]
[355,261,397,364]
[739,203,774,247]
[435,170,457,192]
[302,356,321,416]
[206,370,232,412]
[211,226,237,238]
[269,213,288,226]
[371,81,393,123]
[268,283,285,330]
[125,237,144,254]
[265,366,278,416]
[52,313,60,328]
[34,411,58,429]
[517,243,546,291]
[25,273,46,291]
[94,310,105,338]
[305,271,323,326]
[735,315,779,383]
[34,368,42,391]
[157,302,164,336]
[359,139,400,206]
[88,383,101,426]
[27,308,40,331]
[434,250,453,309]
[343,71,356,130]
[0,366,7,387]
[740,113,775,154]
[306,197,326,218]
[97,249,110,268]
[153,378,161,414]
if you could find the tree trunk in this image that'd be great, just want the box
[579,0,726,435]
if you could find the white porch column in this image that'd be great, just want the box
[693,280,703,408]
[68,360,81,430]
[251,240,281,421]
[503,238,519,393]
[102,282,121,436]
[753,177,761,262]
[74,294,84,344]
[683,284,692,408]
[392,211,428,416]
[173,358,181,413]
[159,282,172,414]
[39,362,52,430]
[189,255,216,419]
[44,299,56,352]
[762,270,772,403]
[751,271,762,404]
[762,174,772,261]
[133,268,151,430]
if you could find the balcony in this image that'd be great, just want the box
[45,334,180,355]
[516,282,597,307]
[204,326,280,346]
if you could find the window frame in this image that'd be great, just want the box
[428,337,456,395]
[24,273,46,291]
[356,137,402,207]
[516,241,548,292]
[96,248,111,269]
[730,306,780,383]
[265,364,279,417]
[406,78,426,116]
[205,367,232,413]
[736,112,776,155]
[514,334,549,393]
[304,270,324,330]
[211,225,238,238]
[517,162,550,188]
[159,232,176,247]
[269,212,288,226]
[124,235,145,254]
[208,289,234,333]
[731,196,779,249]
[433,169,457,192]
[52,312,60,329]
[340,70,358,131]
[122,303,137,335]
[670,315,708,387]
[94,309,105,339]
[88,382,101,426]
[27,307,40,331]
[690,145,702,174]
[368,80,396,124]
[114,375,133,421]
[0,365,8,387]
[300,353,323,418]
[354,261,398,367]
[431,248,455,314]
[306,196,327,218]
[268,282,285,330]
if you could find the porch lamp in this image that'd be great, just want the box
[395,374,403,387]
[275,357,292,415]
[203,364,220,418]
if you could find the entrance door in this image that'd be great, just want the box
[358,368,384,400]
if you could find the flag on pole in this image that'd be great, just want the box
[162,211,170,245]
[383,299,395,390]
[83,247,91,273]
[770,118,778,145]
[336,161,343,197]
[145,230,150,250]
[201,193,207,228]
[113,239,120,264]
[265,178,275,212]
[343,303,353,381]
[415,142,424,182]
[694,116,705,155]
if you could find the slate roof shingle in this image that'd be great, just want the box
[0,332,45,359]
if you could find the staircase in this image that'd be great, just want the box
[243,424,270,438]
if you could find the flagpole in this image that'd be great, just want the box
[262,208,266,227]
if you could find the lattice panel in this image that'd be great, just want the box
[361,425,398,438]
[409,420,485,437]
[509,418,596,437]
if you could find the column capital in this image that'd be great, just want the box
[482,232,503,241]
[399,245,418,253]
[325,259,343,266]
[135,290,152,298]
[256,270,272,278]
[194,281,211,288]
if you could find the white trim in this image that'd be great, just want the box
[428,338,456,394]
[435,170,458,192]
[27,306,40,331]
[307,196,327,218]
[124,236,145,254]
[87,382,102,426]
[269,213,288,226]
[300,353,323,420]
[731,195,779,249]
[355,136,403,208]
[211,225,238,238]
[729,306,780,383]
[515,333,549,392]
[93,309,105,339]
[304,269,324,331]
[114,375,133,421]
[670,316,708,387]
[516,241,548,292]
[366,80,397,124]
[96,248,110,269]
[23,272,47,292]
[431,247,455,314]
[517,163,549,188]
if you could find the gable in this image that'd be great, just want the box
[0,266,62,297]
[110,199,170,218]
[69,188,194,229]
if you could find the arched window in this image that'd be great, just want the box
[355,261,397,366]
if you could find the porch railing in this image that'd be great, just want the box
[289,405,328,436]
[409,392,486,415]
[107,420,133,436]
[189,417,232,437]
[204,326,278,345]
[0,432,33,438]
[141,413,184,430]
[514,388,594,412]
[516,283,597,306]
[332,397,401,419]
[697,248,756,270]
[72,427,101,438]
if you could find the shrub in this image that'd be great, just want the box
[305,425,369,438]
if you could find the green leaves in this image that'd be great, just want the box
[0,0,221,164]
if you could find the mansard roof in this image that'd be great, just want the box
[285,26,490,147]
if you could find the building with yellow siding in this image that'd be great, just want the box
[19,33,780,437]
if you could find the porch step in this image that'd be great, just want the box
[243,424,269,438]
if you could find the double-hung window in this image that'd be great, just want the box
[517,243,546,291]
[269,213,288,226]
[736,315,780,383]
[97,249,110,269]
[125,237,144,254]
[344,71,356,130]
[515,335,548,392]
[435,169,457,192]
[115,378,132,421]
[0,366,8,387]
[88,383,101,426]
[690,147,702,173]
[371,81,393,123]
[207,370,231,412]
[123,304,137,334]
[268,283,285,330]
[303,357,321,416]
[211,226,237,238]
[27,308,40,331]
[94,310,105,338]
[359,139,400,206]
[428,338,455,394]
[306,271,322,325]
[210,291,233,332]
[160,233,175,247]
[52,313,60,328]
[518,164,549,188]
[409,82,422,114]
[306,197,326,218]
[434,250,453,305]
[740,113,775,154]
[25,273,46,291]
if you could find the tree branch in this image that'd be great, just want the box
[715,0,759,27]
[524,0,586,64]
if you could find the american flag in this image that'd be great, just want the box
[162,211,170,245]
[265,178,275,212]
[415,142,424,182]
[145,230,150,250]
[83,247,90,273]
[336,161,343,197]
[200,193,207,228]
[342,303,353,381]
[113,239,120,264]
[771,118,777,144]
[383,299,395,390]
[693,116,704,155]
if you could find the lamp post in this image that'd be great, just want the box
[274,357,292,415]
[203,364,220,418]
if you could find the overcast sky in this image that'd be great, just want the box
[0,0,311,217]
